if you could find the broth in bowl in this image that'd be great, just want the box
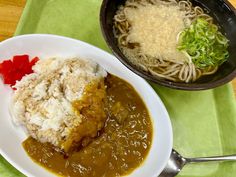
[113,0,229,83]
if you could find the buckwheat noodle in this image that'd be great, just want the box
[114,0,218,82]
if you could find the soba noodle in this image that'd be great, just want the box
[114,0,218,83]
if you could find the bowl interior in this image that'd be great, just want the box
[100,0,236,90]
[0,34,172,177]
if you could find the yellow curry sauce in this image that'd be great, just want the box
[23,75,153,177]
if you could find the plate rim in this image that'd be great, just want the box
[0,34,173,177]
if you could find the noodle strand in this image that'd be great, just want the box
[114,0,218,83]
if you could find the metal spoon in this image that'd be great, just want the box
[159,149,236,177]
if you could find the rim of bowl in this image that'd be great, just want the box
[100,0,236,91]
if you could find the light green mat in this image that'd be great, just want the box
[1,0,236,177]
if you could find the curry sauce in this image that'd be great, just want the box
[23,75,153,177]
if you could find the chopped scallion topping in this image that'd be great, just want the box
[177,18,229,68]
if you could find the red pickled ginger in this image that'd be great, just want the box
[0,55,39,88]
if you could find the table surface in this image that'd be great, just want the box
[0,0,236,94]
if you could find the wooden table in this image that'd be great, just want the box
[0,0,236,93]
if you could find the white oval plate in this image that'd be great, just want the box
[0,34,172,177]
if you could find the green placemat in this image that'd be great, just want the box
[1,0,236,177]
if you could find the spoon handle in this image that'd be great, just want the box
[187,155,236,163]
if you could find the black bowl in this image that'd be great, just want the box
[100,0,236,90]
